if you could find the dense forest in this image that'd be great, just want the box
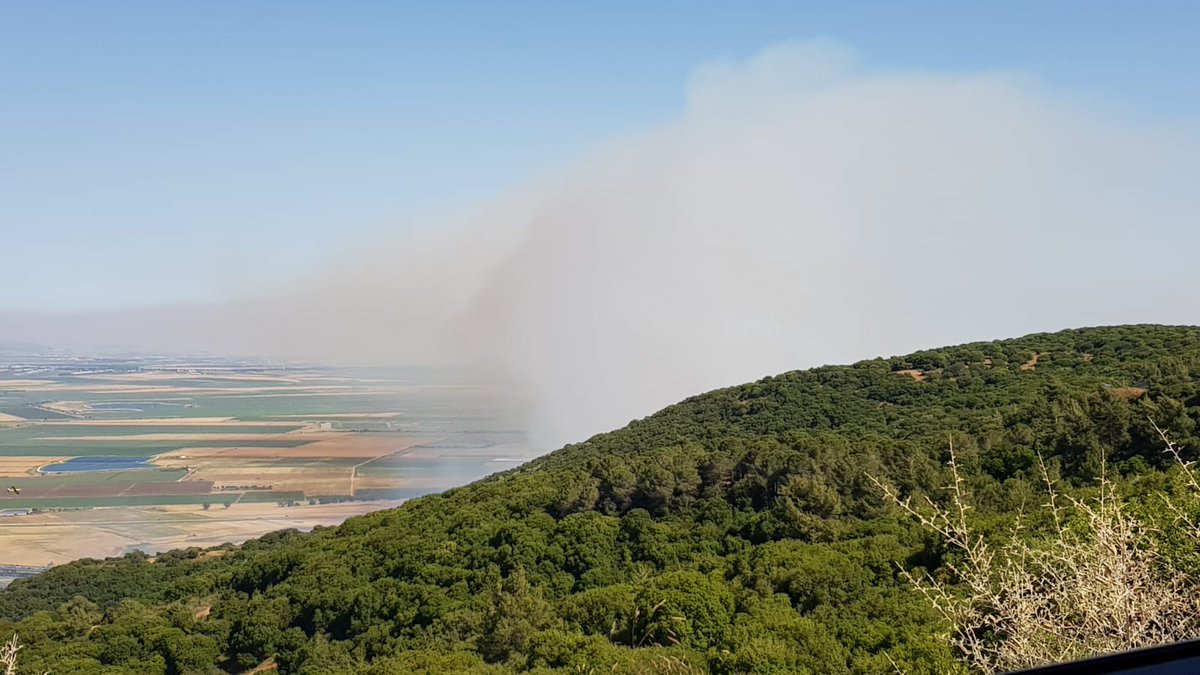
[3,325,1200,674]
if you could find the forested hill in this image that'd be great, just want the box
[3,325,1200,674]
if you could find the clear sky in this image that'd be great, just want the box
[3,1,1198,312]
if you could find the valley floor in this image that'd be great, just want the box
[0,499,406,566]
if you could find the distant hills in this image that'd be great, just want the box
[2,325,1199,673]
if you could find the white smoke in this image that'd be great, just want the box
[4,40,1199,448]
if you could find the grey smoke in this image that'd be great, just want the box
[4,40,1199,448]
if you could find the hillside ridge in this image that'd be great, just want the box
[3,324,1199,674]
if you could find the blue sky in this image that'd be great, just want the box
[3,1,1198,312]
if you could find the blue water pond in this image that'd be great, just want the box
[41,456,155,474]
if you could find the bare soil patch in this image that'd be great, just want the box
[1020,352,1049,372]
[1110,386,1148,400]
[245,656,278,674]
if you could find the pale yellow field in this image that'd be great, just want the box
[183,467,448,494]
[0,380,55,388]
[156,433,424,462]
[0,500,407,566]
[0,457,63,477]
[193,467,355,495]
[37,400,88,415]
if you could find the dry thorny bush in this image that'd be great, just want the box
[872,422,1200,673]
[2,634,22,675]
[2,633,49,675]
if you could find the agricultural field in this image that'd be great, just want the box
[0,352,532,571]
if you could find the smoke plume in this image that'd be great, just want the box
[5,41,1199,448]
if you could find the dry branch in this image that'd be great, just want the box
[875,430,1200,673]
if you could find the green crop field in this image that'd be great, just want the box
[185,394,408,420]
[0,493,240,509]
[0,439,314,457]
[3,469,189,489]
[237,491,306,503]
[0,424,302,441]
